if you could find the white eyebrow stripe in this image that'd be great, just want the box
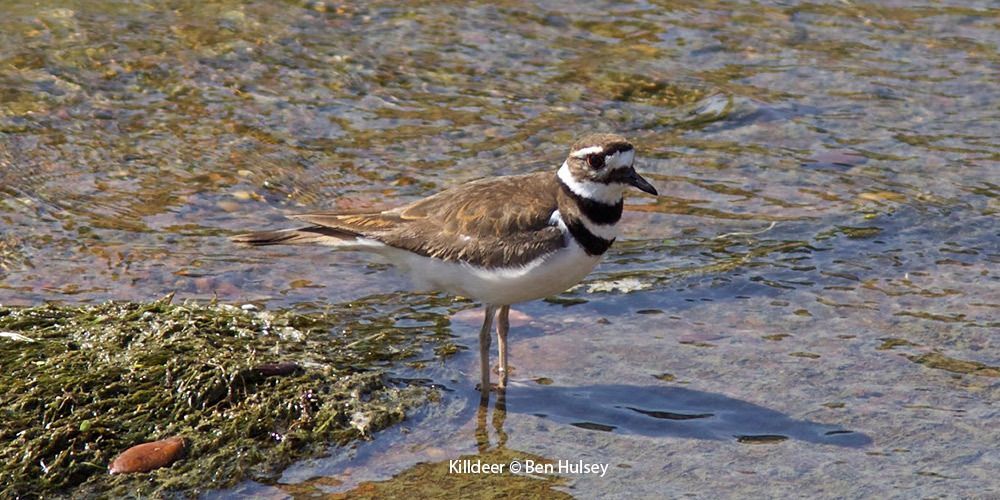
[569,145,604,158]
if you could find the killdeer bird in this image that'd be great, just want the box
[233,133,657,393]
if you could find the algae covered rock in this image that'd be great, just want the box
[0,294,459,498]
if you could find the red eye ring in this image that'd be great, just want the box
[588,154,605,169]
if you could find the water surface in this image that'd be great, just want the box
[1,0,997,497]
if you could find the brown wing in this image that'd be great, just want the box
[287,172,566,268]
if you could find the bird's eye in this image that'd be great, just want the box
[587,154,605,169]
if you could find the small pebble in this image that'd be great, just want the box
[109,436,185,474]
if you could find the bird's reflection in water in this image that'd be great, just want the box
[476,387,509,453]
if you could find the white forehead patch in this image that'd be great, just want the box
[569,145,604,158]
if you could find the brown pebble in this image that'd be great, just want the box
[253,362,301,377]
[109,436,185,474]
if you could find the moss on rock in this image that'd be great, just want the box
[0,294,459,497]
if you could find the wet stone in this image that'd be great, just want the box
[109,437,186,474]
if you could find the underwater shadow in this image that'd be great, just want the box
[488,383,871,448]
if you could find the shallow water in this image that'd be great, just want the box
[1,0,997,497]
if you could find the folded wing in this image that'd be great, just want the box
[233,172,566,268]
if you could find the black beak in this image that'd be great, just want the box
[626,167,658,195]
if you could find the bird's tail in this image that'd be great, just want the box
[231,226,359,246]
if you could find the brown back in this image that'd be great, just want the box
[289,172,566,268]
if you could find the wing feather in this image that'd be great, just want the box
[254,172,567,267]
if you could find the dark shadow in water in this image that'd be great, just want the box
[473,383,871,448]
[210,380,870,496]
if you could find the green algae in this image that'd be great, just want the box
[736,435,788,444]
[788,352,821,359]
[817,226,883,240]
[317,448,571,499]
[762,333,791,341]
[908,352,1000,378]
[0,294,458,498]
[876,338,918,351]
[0,234,30,274]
